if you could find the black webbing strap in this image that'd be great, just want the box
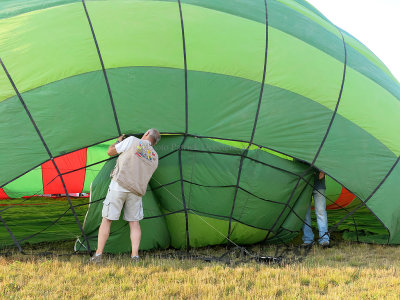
[81,0,121,136]
[227,0,269,240]
[0,215,23,253]
[0,58,92,254]
[263,26,348,242]
[177,0,190,250]
[311,29,347,165]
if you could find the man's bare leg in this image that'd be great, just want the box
[96,218,112,255]
[129,221,141,257]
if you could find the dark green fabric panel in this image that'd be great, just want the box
[0,0,79,19]
[366,161,400,244]
[0,95,49,187]
[184,152,240,187]
[22,70,118,157]
[253,84,332,162]
[151,165,180,193]
[152,181,183,213]
[186,185,235,217]
[277,182,313,232]
[187,71,260,141]
[107,68,185,135]
[182,139,242,187]
[289,0,329,21]
[153,135,183,157]
[233,150,313,231]
[238,153,313,233]
[315,114,397,201]
[232,190,285,230]
[241,147,307,201]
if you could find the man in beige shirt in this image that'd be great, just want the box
[91,129,160,262]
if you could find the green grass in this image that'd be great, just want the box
[1,240,400,299]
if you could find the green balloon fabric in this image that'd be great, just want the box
[76,137,314,251]
[0,0,399,250]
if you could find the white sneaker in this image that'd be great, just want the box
[89,254,102,264]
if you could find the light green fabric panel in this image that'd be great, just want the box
[0,2,99,102]
[266,26,344,111]
[85,1,183,71]
[182,3,265,83]
[3,166,43,198]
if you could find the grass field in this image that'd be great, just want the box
[1,240,400,299]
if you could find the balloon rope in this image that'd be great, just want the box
[81,0,121,136]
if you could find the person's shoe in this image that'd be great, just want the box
[320,241,330,248]
[131,255,140,263]
[301,242,313,247]
[89,254,102,264]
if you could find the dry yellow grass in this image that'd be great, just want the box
[1,242,400,299]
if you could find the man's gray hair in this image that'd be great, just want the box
[148,128,161,145]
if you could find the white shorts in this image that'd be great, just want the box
[102,189,144,221]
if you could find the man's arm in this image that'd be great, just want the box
[107,134,126,156]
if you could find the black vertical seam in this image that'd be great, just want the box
[0,58,92,254]
[0,215,23,252]
[81,0,121,136]
[227,0,269,240]
[263,26,348,242]
[177,0,190,250]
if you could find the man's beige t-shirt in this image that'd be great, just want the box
[110,136,158,196]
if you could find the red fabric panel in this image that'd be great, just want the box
[327,187,356,210]
[42,148,87,194]
[0,188,9,199]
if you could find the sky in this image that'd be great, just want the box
[306,0,400,82]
